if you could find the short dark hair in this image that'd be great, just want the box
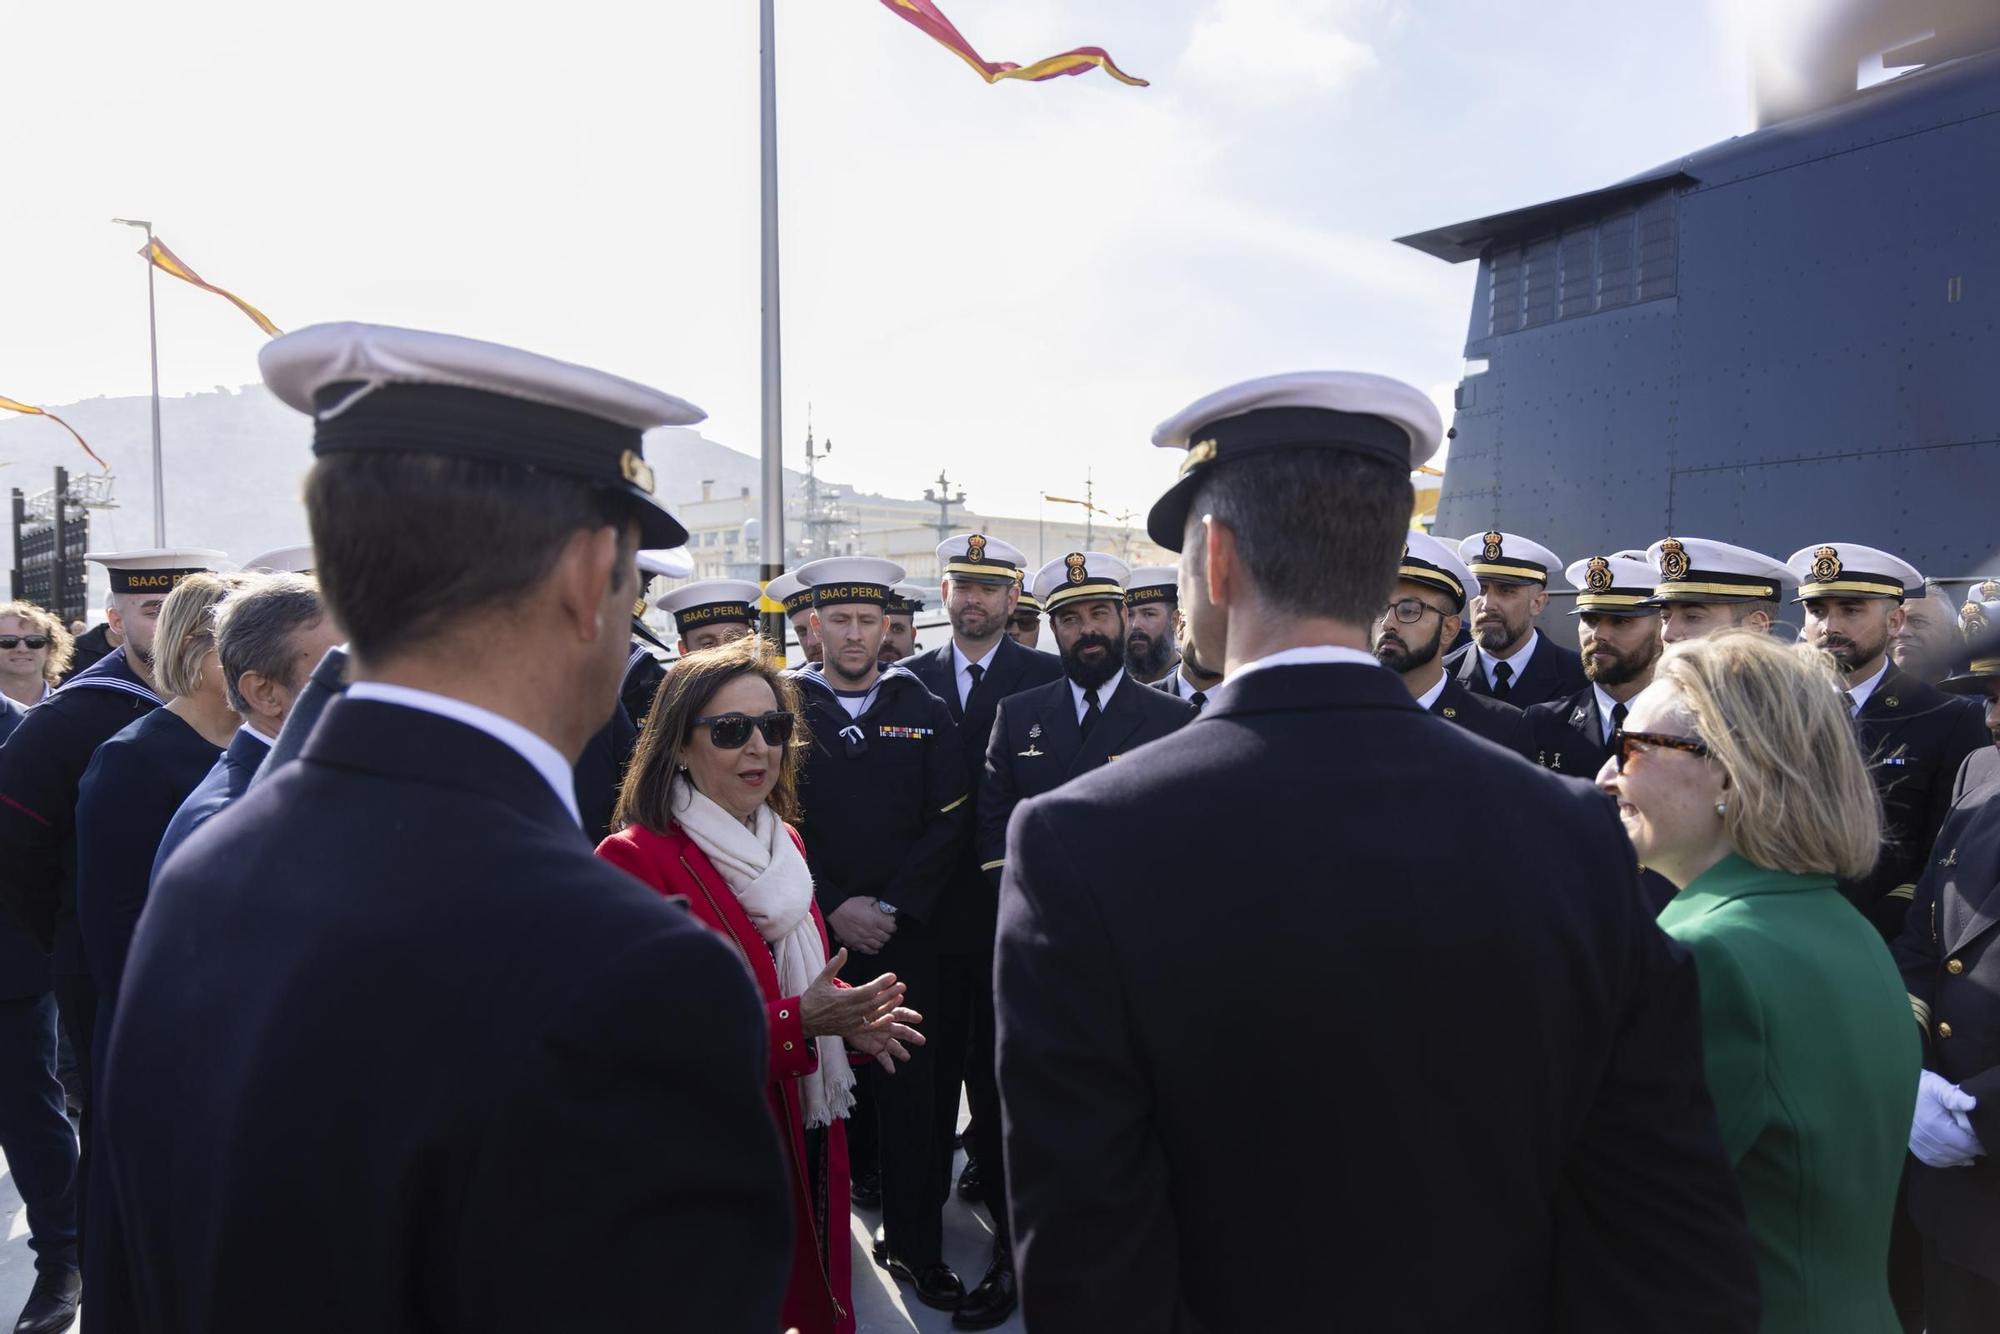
[215,574,325,713]
[305,453,637,660]
[1184,449,1412,625]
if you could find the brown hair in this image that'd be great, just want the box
[1655,629,1882,879]
[614,635,810,832]
[0,601,74,684]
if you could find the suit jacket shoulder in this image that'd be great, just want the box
[1433,678,1536,760]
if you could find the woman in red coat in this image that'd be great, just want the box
[598,635,922,1334]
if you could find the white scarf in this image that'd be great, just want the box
[673,779,855,1128]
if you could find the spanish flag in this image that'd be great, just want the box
[0,397,109,471]
[140,237,282,337]
[881,0,1147,86]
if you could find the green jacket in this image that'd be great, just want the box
[1659,855,1918,1334]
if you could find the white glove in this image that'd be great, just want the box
[1910,1070,1984,1168]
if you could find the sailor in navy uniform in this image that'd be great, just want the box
[1646,536,1795,644]
[978,551,1196,887]
[786,555,972,1312]
[1891,641,2000,1331]
[1374,531,1534,759]
[899,533,1062,1330]
[1526,553,1663,779]
[1788,543,1989,940]
[658,579,761,658]
[619,546,692,725]
[1944,602,2000,800]
[94,323,790,1334]
[994,369,1756,1333]
[883,581,930,665]
[1122,565,1181,686]
[766,570,822,665]
[1444,531,1586,707]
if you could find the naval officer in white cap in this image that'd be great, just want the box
[1645,536,1795,644]
[993,370,1757,1333]
[1444,531,1586,708]
[1787,542,1988,941]
[92,323,790,1334]
[1375,531,1534,757]
[1524,552,1664,779]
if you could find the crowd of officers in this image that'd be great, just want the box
[0,320,1996,1334]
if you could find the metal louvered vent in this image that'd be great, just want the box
[1484,189,1677,335]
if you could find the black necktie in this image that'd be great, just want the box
[1190,690,1207,713]
[964,662,985,710]
[1609,701,1628,744]
[1492,661,1514,699]
[1080,686,1102,739]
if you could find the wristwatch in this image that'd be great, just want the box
[875,899,899,915]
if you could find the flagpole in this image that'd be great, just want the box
[757,0,787,652]
[112,217,167,544]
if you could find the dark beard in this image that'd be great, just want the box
[1822,629,1888,676]
[1584,636,1659,688]
[1374,620,1442,674]
[1061,632,1124,689]
[1475,619,1523,654]
[1126,631,1173,678]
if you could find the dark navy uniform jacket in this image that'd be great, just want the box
[0,647,161,951]
[995,659,1758,1334]
[74,708,223,1020]
[0,694,44,998]
[978,671,1194,884]
[900,636,1063,951]
[620,639,667,729]
[1892,752,2000,1284]
[1446,632,1587,709]
[1428,675,1535,759]
[94,696,791,1334]
[1846,663,1989,938]
[151,726,270,877]
[788,663,968,929]
[1526,683,1616,780]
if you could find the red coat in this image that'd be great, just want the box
[597,821,855,1334]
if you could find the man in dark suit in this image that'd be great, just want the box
[901,533,1062,1329]
[979,550,1196,890]
[995,370,1758,1333]
[153,573,343,873]
[93,322,790,1334]
[1891,645,2000,1333]
[1444,530,1586,708]
[1789,543,1990,940]
[1526,552,1663,779]
[1375,531,1534,759]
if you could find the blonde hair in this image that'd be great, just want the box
[0,601,74,684]
[1654,629,1881,879]
[154,573,252,700]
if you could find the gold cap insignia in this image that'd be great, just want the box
[1659,538,1689,582]
[966,534,987,560]
[1065,553,1088,585]
[1811,545,1842,583]
[1482,531,1503,562]
[1180,438,1218,477]
[619,449,655,496]
[1965,602,1990,635]
[1980,579,2000,601]
[1585,556,1613,593]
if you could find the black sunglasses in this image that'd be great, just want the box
[0,636,50,650]
[1608,728,1711,772]
[690,711,795,749]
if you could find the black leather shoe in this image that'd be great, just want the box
[956,1153,984,1202]
[952,1253,1017,1330]
[14,1268,81,1334]
[873,1241,965,1310]
[849,1166,882,1210]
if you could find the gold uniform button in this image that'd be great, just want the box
[1938,1022,1953,1039]
[1947,960,1964,976]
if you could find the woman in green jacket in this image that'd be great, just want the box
[1597,629,1919,1334]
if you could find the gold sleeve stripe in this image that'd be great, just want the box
[980,859,1006,872]
[940,794,968,814]
[1888,883,1917,902]
[1910,994,1933,1030]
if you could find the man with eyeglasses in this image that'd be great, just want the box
[786,555,972,1313]
[1373,531,1534,759]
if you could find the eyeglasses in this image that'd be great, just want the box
[1378,598,1450,625]
[1608,728,1711,772]
[690,711,796,749]
[0,636,50,650]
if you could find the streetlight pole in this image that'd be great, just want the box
[111,217,164,545]
[756,0,787,653]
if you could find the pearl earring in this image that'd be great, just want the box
[1715,801,1727,816]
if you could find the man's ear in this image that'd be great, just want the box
[1746,607,1774,634]
[556,525,622,643]
[1886,603,1909,636]
[1445,611,1463,644]
[1529,588,1550,618]
[1202,516,1236,608]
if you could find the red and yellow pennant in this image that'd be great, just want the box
[880,0,1148,86]
[0,397,109,471]
[140,237,282,337]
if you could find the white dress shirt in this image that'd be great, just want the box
[345,682,581,828]
[1479,629,1540,690]
[1592,684,1628,745]
[237,722,276,749]
[1071,669,1124,722]
[1415,673,1449,713]
[1847,657,1891,716]
[1228,645,1382,683]
[952,639,1002,708]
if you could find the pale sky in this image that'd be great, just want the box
[1,0,1755,526]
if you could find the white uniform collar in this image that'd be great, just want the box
[1414,672,1450,713]
[1847,657,1892,715]
[1071,668,1125,720]
[1228,645,1381,681]
[1481,628,1540,687]
[345,682,582,828]
[237,722,275,749]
